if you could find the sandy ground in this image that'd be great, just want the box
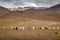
[0,29,60,40]
[0,20,60,40]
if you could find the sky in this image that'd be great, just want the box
[0,0,60,8]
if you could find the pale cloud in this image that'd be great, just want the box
[0,1,12,8]
[0,0,60,8]
[24,2,38,7]
[0,0,17,8]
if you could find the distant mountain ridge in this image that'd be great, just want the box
[0,6,10,16]
[0,4,60,12]
[0,6,9,12]
[47,4,60,10]
[9,4,60,11]
[0,4,60,21]
[9,7,46,11]
[24,7,46,11]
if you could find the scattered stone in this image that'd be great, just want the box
[55,32,58,34]
[16,27,18,30]
[37,34,40,35]
[16,38,19,40]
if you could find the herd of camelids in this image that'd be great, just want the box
[0,26,59,30]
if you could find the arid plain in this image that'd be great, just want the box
[0,4,60,40]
